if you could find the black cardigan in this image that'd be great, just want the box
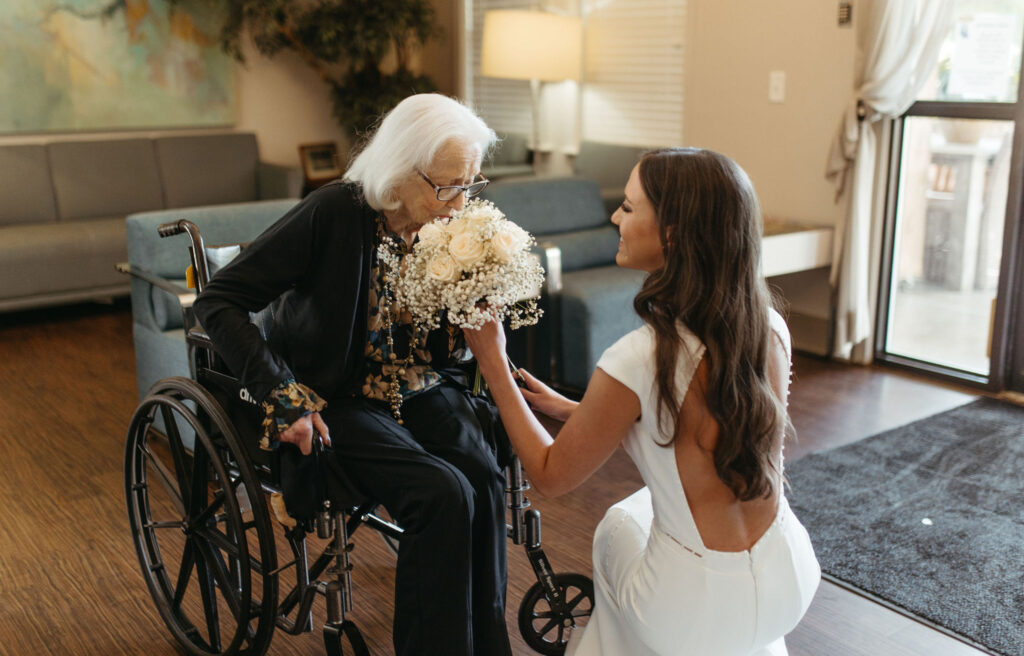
[193,181,462,405]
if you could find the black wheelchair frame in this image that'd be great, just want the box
[123,219,593,656]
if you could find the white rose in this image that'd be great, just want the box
[445,217,472,237]
[449,213,491,236]
[417,221,445,246]
[490,226,526,263]
[426,253,460,282]
[448,232,487,268]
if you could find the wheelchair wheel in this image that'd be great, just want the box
[518,573,594,655]
[125,377,278,656]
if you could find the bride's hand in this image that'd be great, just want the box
[516,368,577,423]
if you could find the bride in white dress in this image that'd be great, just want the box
[465,147,820,655]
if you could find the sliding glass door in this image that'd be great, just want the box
[877,1,1024,389]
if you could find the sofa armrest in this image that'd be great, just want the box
[117,262,196,309]
[258,161,304,200]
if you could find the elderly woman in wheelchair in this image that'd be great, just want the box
[124,93,593,656]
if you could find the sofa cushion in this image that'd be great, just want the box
[0,145,58,226]
[480,177,609,234]
[126,198,299,279]
[49,139,164,220]
[482,133,534,180]
[537,225,619,273]
[156,134,259,208]
[575,140,645,201]
[490,133,529,165]
[0,217,128,300]
[559,265,646,390]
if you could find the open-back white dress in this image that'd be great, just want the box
[567,311,820,656]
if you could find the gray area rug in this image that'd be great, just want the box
[786,398,1024,656]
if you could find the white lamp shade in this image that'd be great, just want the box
[481,10,582,82]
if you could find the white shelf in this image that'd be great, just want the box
[762,226,834,278]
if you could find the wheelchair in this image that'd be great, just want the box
[123,219,594,656]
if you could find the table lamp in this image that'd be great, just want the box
[481,9,582,154]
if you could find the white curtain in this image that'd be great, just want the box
[825,0,954,362]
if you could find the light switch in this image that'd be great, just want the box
[769,70,786,103]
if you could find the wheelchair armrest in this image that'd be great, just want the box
[186,326,213,349]
[117,262,196,309]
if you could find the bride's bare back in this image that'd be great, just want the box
[674,334,790,552]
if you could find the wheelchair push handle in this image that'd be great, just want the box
[157,220,188,238]
[156,219,212,292]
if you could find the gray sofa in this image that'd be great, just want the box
[480,177,645,391]
[0,132,302,312]
[482,133,534,180]
[574,140,647,213]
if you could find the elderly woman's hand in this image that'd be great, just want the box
[279,412,331,455]
[463,320,507,375]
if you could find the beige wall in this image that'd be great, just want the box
[234,44,350,167]
[684,0,856,330]
[684,0,855,227]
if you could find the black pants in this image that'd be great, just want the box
[323,383,512,656]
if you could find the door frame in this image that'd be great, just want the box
[874,71,1024,392]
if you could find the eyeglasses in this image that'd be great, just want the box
[417,170,489,202]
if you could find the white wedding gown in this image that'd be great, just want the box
[567,311,820,656]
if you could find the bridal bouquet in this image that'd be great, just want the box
[388,198,544,331]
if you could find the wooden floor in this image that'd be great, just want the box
[0,302,990,656]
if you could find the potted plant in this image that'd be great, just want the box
[180,0,440,134]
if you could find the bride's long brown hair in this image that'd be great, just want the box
[633,148,788,501]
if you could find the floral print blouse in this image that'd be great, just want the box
[362,229,443,402]
[259,379,327,451]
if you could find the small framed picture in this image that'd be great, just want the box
[298,142,341,183]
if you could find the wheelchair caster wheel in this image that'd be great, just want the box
[324,620,370,656]
[125,377,278,656]
[518,573,594,655]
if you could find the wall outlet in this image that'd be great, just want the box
[769,70,786,103]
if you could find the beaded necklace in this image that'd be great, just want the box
[375,215,421,424]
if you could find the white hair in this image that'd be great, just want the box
[344,94,497,211]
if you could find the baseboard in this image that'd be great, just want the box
[0,284,131,313]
